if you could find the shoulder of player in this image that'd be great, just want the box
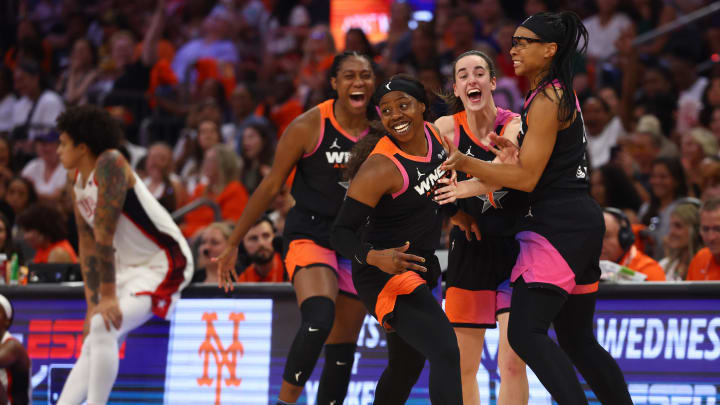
[434,115,454,136]
[357,153,403,185]
[284,105,321,137]
[95,149,132,185]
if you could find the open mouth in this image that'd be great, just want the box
[349,91,367,107]
[467,89,482,103]
[393,121,411,135]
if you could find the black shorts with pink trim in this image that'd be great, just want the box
[511,193,604,296]
[352,252,441,330]
[445,229,518,328]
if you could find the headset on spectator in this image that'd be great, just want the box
[604,207,635,252]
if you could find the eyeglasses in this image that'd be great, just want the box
[511,36,547,49]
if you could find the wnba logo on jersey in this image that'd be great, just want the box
[414,166,447,197]
[325,151,351,168]
[197,312,245,405]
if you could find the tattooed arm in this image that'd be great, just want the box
[89,150,132,331]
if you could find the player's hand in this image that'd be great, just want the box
[213,246,239,292]
[366,242,427,275]
[93,296,122,331]
[440,134,467,173]
[82,309,94,340]
[488,133,520,165]
[451,210,481,241]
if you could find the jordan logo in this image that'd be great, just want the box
[576,165,587,179]
[437,150,446,160]
[526,206,534,218]
[338,181,349,189]
[417,168,425,180]
[329,138,341,149]
[197,312,245,405]
[465,146,474,157]
[295,371,302,382]
[477,190,508,213]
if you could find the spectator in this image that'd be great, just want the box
[699,76,720,131]
[143,142,187,212]
[438,10,478,78]
[709,107,720,143]
[660,199,702,281]
[0,137,15,181]
[171,12,238,84]
[583,0,632,61]
[178,117,222,194]
[296,24,336,107]
[687,198,720,280]
[229,82,272,149]
[4,177,37,217]
[590,164,643,214]
[11,60,64,149]
[584,95,625,168]
[699,159,720,201]
[193,222,235,284]
[237,216,285,283]
[681,127,718,196]
[16,202,77,264]
[239,123,274,193]
[0,66,15,135]
[181,144,248,238]
[98,0,165,143]
[0,213,16,259]
[397,22,437,76]
[472,0,505,51]
[20,128,67,200]
[629,0,676,56]
[664,47,708,133]
[601,208,666,281]
[55,38,98,106]
[639,157,690,260]
[343,28,376,60]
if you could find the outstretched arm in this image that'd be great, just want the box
[90,150,131,330]
[214,109,319,291]
[141,0,166,66]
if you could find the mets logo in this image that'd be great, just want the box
[197,312,245,405]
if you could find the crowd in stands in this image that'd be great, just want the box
[1,0,720,282]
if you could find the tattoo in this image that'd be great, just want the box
[93,151,128,286]
[84,256,100,305]
[96,244,116,283]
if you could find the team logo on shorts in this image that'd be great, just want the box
[477,190,508,213]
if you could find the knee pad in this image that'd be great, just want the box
[283,296,335,386]
[316,343,357,404]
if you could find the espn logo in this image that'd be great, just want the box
[27,319,126,359]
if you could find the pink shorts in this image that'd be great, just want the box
[284,239,358,296]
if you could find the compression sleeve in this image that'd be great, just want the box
[331,196,374,266]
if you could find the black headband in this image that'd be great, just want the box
[520,14,562,43]
[372,78,427,107]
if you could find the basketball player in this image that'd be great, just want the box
[55,105,193,405]
[214,52,375,405]
[0,294,30,405]
[433,50,528,405]
[441,12,632,404]
[332,75,476,404]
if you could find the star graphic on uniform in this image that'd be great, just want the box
[476,190,508,213]
[338,181,349,189]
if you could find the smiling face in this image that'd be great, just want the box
[378,91,426,144]
[453,54,496,112]
[331,55,375,115]
[509,26,556,79]
[242,126,264,160]
[665,213,690,251]
[649,162,676,201]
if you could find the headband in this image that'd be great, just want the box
[372,78,427,108]
[0,294,11,320]
[520,14,563,44]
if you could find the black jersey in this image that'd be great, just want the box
[452,108,526,236]
[284,99,366,248]
[290,99,364,217]
[364,123,449,252]
[517,85,590,203]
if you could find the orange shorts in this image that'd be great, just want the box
[284,239,357,295]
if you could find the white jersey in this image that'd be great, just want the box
[0,331,31,405]
[73,169,193,319]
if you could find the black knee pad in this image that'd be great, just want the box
[282,296,335,386]
[316,343,357,404]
